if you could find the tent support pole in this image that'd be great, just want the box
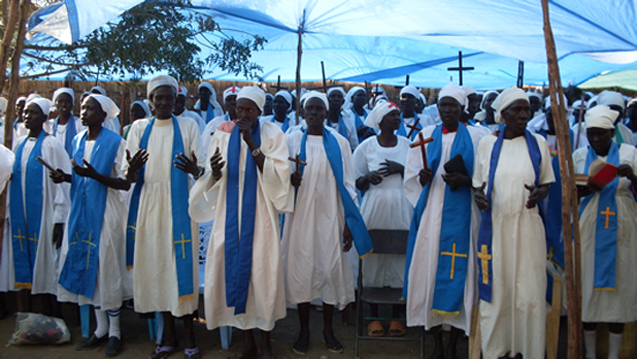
[295,30,302,125]
[541,1,583,358]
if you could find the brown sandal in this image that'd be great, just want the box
[388,320,406,337]
[367,320,385,337]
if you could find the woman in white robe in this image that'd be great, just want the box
[574,105,637,359]
[472,88,554,359]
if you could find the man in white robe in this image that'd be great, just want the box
[189,86,292,359]
[125,75,204,358]
[472,88,554,359]
[0,98,71,315]
[404,83,485,358]
[574,105,637,359]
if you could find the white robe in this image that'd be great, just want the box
[574,144,637,323]
[0,144,14,191]
[46,117,86,149]
[103,117,121,135]
[201,114,229,157]
[0,135,71,294]
[57,138,133,310]
[281,128,356,310]
[472,133,555,359]
[329,111,359,152]
[353,136,412,288]
[189,121,293,331]
[404,126,485,333]
[124,116,203,317]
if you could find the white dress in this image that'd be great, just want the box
[57,138,133,310]
[0,144,14,191]
[472,133,555,359]
[404,126,485,333]
[573,144,637,323]
[189,121,293,331]
[0,135,71,294]
[353,136,412,288]
[281,128,356,310]
[48,117,86,150]
[124,116,203,317]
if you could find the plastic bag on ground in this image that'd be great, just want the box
[9,312,71,345]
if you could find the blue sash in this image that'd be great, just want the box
[402,125,474,315]
[331,114,349,140]
[126,116,195,302]
[397,113,422,141]
[224,123,260,315]
[351,109,369,143]
[477,129,542,302]
[579,142,619,291]
[298,128,373,258]
[58,128,120,298]
[203,103,216,124]
[53,116,77,158]
[10,131,46,289]
[271,115,290,132]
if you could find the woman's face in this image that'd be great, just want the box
[502,99,532,137]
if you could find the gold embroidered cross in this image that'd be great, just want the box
[13,229,25,252]
[82,233,96,270]
[477,244,492,285]
[440,243,467,280]
[600,206,616,229]
[175,234,191,259]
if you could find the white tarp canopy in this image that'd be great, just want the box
[24,0,637,89]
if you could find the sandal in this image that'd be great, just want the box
[149,344,180,359]
[292,339,308,355]
[323,339,344,354]
[367,320,385,337]
[388,320,406,337]
[184,347,200,359]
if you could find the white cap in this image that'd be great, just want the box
[493,87,529,124]
[85,94,120,120]
[147,75,178,97]
[236,86,266,112]
[585,105,616,130]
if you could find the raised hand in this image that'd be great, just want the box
[72,158,99,178]
[210,147,225,180]
[49,168,70,183]
[127,149,149,173]
[174,151,199,176]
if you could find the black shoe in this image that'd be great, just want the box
[75,333,107,351]
[105,336,122,357]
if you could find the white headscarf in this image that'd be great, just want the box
[527,91,542,101]
[223,86,241,102]
[461,85,476,97]
[274,90,293,111]
[399,85,421,100]
[543,93,568,110]
[585,105,616,130]
[364,101,399,130]
[131,100,152,118]
[303,91,329,111]
[438,82,467,112]
[237,86,266,112]
[492,87,528,124]
[480,90,499,110]
[26,97,51,116]
[178,85,188,97]
[147,75,178,97]
[15,96,27,105]
[597,90,625,111]
[52,87,75,104]
[90,86,106,96]
[344,86,366,111]
[196,82,222,112]
[327,87,346,98]
[85,94,120,120]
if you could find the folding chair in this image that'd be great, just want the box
[354,229,425,358]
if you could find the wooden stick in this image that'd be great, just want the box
[288,154,307,176]
[541,1,582,357]
[406,117,422,139]
[410,133,434,170]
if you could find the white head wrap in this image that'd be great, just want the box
[147,75,178,97]
[131,100,152,118]
[438,82,467,111]
[373,94,388,107]
[492,87,529,124]
[585,105,616,130]
[480,90,499,110]
[90,86,106,96]
[236,86,266,112]
[344,86,366,111]
[461,85,477,97]
[274,90,293,111]
[303,91,329,112]
[85,94,120,120]
[26,97,51,116]
[571,99,587,110]
[597,90,625,111]
[399,85,421,99]
[327,87,346,98]
[627,98,637,108]
[16,96,27,105]
[0,97,6,114]
[27,93,42,102]
[198,82,214,94]
[177,85,188,97]
[543,93,568,111]
[419,93,427,106]
[364,101,399,130]
[527,91,542,101]
[223,86,241,102]
[265,93,274,100]
[52,87,75,104]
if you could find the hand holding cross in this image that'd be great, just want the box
[409,133,434,170]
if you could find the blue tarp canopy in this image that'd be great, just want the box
[24,0,637,89]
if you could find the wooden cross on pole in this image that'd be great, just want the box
[288,154,307,176]
[394,75,410,89]
[447,51,474,85]
[271,75,289,92]
[517,61,525,88]
[409,133,434,170]
[308,61,340,92]
[406,117,422,139]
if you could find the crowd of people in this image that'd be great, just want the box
[0,76,635,359]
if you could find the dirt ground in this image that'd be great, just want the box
[0,293,470,359]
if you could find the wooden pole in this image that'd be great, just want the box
[0,0,31,253]
[295,25,303,125]
[0,0,20,94]
[541,1,582,358]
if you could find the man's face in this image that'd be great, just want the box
[225,95,238,119]
[150,86,176,118]
[55,93,74,118]
[235,98,261,126]
[400,93,416,115]
[587,127,613,154]
[273,95,289,116]
[438,97,462,129]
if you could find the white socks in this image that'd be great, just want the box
[94,307,122,339]
[584,330,596,359]
[608,332,623,359]
[107,308,121,339]
[94,309,108,338]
